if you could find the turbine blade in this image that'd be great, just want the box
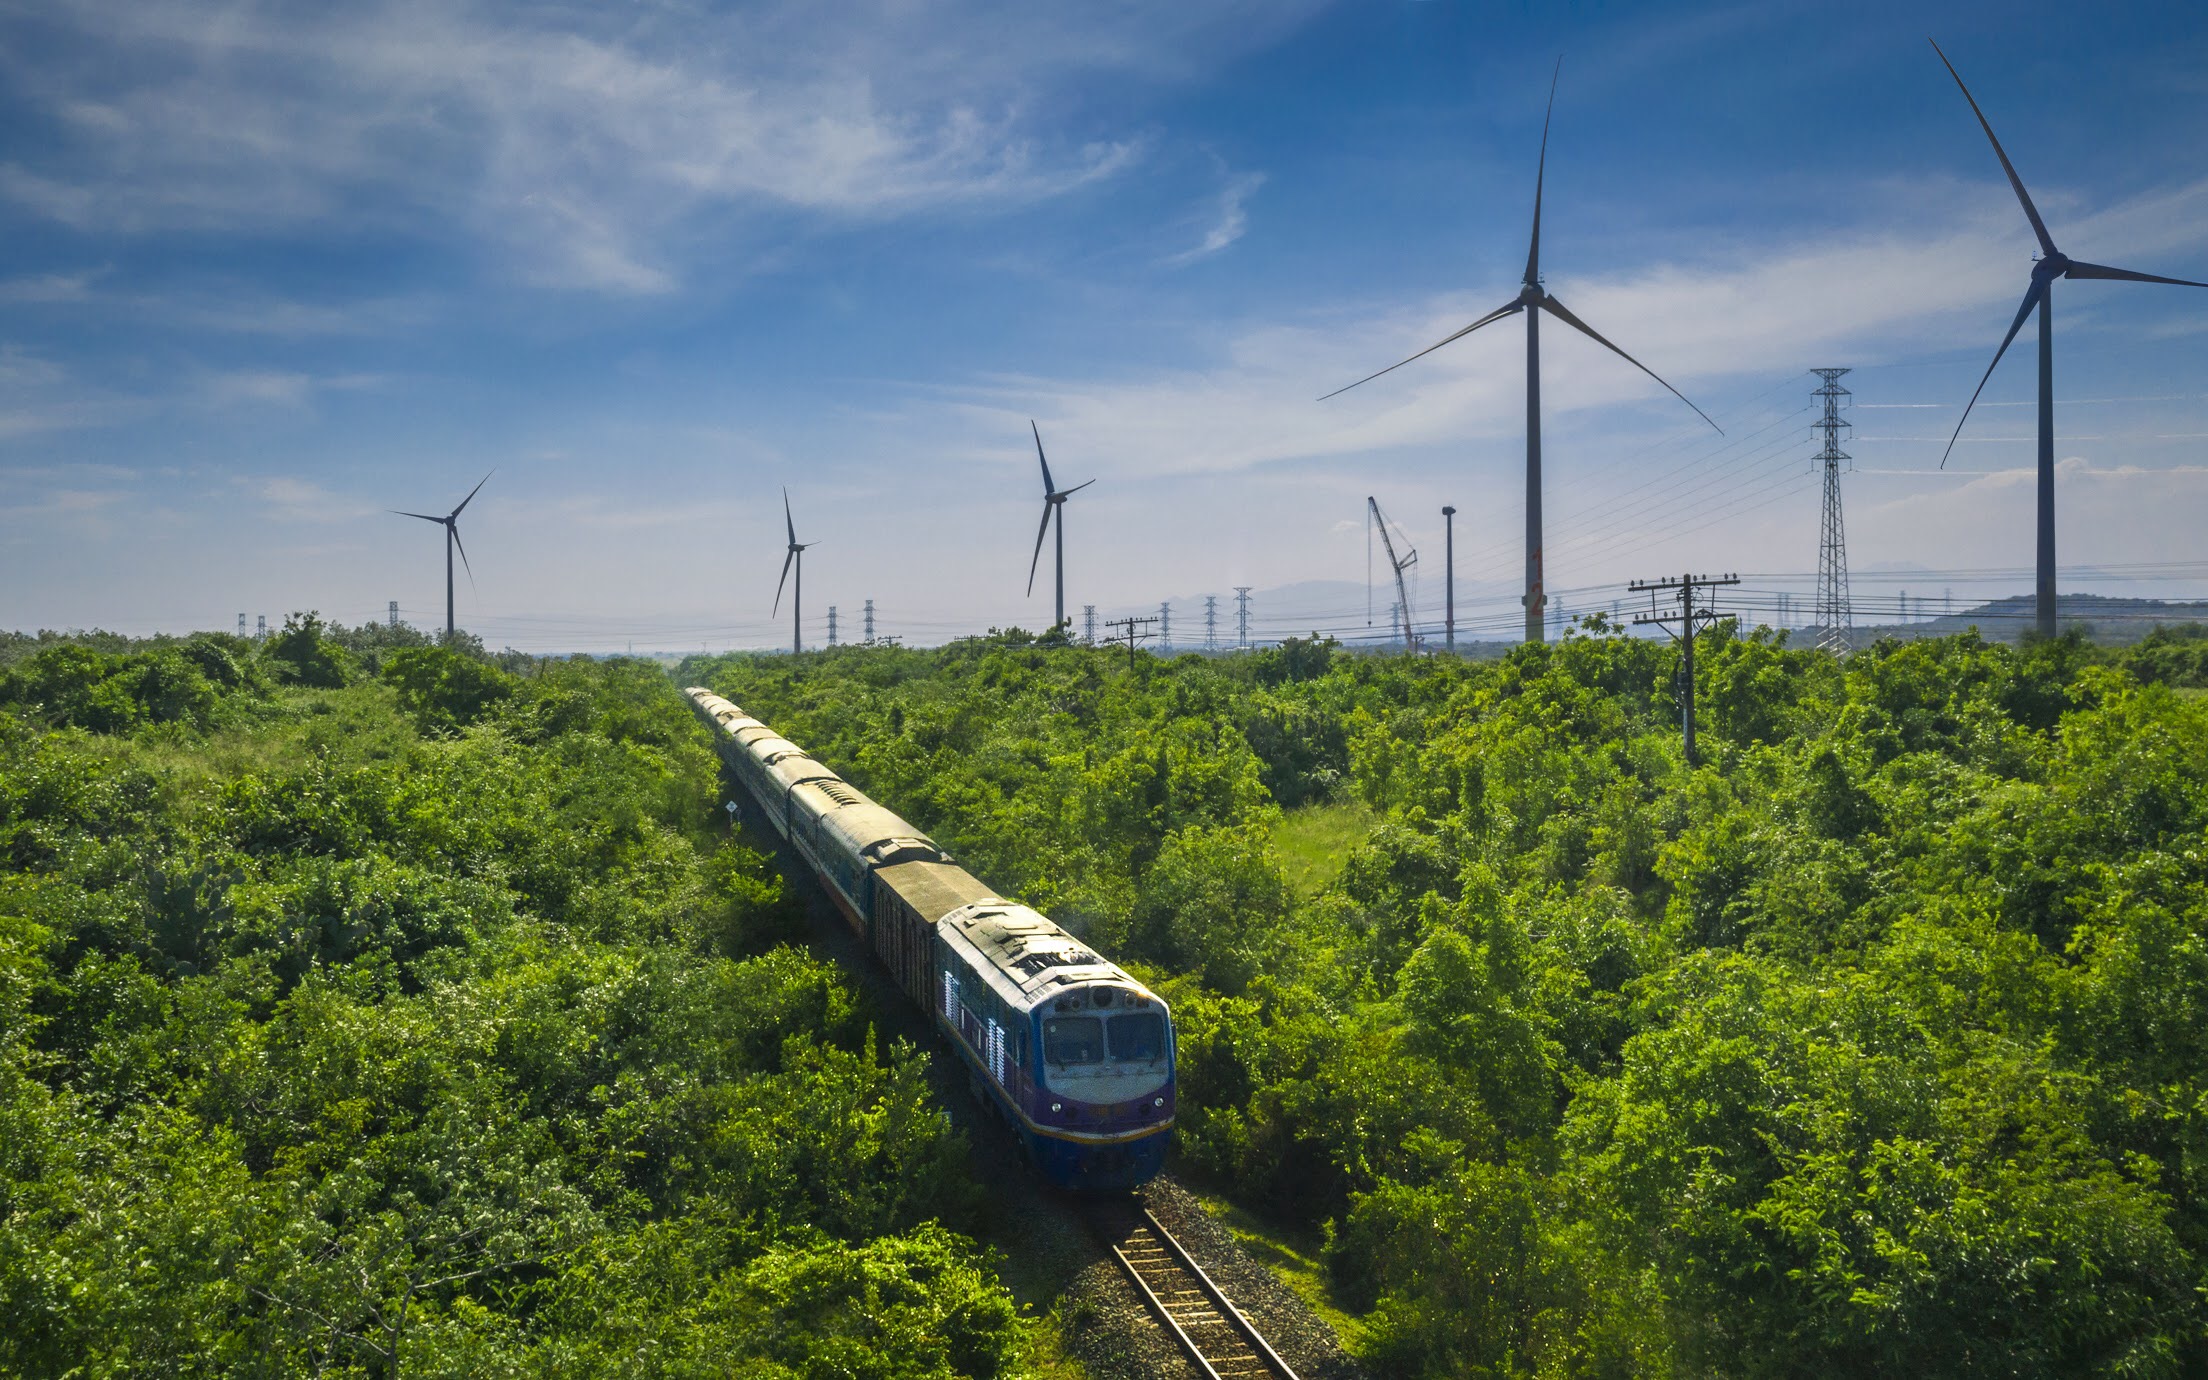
[1059,478,1096,498]
[1031,420,1056,496]
[1318,300,1523,401]
[1526,56,1561,286]
[2063,259,2208,288]
[449,469,494,520]
[1026,504,1052,596]
[1941,278,2044,468]
[393,511,445,523]
[1929,39,2057,259]
[783,487,796,547]
[1537,295,1722,433]
[773,547,795,614]
[450,524,475,588]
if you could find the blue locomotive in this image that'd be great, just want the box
[686,687,1174,1190]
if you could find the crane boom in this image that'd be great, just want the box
[1367,496,1419,652]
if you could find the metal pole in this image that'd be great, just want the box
[1055,508,1066,631]
[1681,574,1697,766]
[445,526,455,638]
[793,555,802,655]
[2037,288,2056,639]
[1442,505,1456,649]
[1525,307,1545,643]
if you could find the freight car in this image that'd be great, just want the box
[685,687,1174,1190]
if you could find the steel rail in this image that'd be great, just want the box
[1101,1203,1300,1380]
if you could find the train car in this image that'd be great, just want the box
[684,686,1174,1190]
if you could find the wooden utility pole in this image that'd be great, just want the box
[1630,571,1740,765]
[1103,615,1157,670]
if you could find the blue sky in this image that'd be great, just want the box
[5,0,2208,649]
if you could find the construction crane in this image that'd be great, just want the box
[1367,496,1419,653]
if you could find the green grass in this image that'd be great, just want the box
[1272,800,1377,899]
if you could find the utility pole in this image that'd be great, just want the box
[828,606,838,646]
[388,600,399,629]
[1631,572,1740,766]
[864,598,875,644]
[1442,505,1457,650]
[1103,615,1158,670]
[1812,368,1854,656]
[1234,587,1252,649]
[1204,595,1218,650]
[1159,602,1172,653]
[1083,605,1097,646]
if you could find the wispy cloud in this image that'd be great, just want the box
[200,369,385,410]
[888,173,2208,486]
[1166,169,1266,267]
[0,0,1315,293]
[250,475,377,523]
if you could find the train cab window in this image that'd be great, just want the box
[1107,1012,1166,1062]
[1044,1017,1104,1065]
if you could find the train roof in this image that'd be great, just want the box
[874,858,999,923]
[938,899,1150,1009]
[791,779,948,867]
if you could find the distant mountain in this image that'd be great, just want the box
[1850,593,2208,647]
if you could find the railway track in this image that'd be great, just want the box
[1094,1200,1302,1380]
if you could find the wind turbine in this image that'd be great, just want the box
[1024,421,1094,632]
[393,471,492,640]
[1323,60,1720,644]
[1931,39,2208,641]
[773,488,815,655]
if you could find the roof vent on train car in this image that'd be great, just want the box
[1013,949,1096,976]
[864,837,943,866]
[816,781,866,806]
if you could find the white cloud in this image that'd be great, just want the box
[0,0,1311,293]
[888,172,2208,489]
[200,369,384,409]
[251,475,376,523]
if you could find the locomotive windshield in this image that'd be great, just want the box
[1044,1017,1105,1065]
[1107,1013,1166,1062]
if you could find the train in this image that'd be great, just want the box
[683,686,1175,1190]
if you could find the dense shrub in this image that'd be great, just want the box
[690,624,2208,1376]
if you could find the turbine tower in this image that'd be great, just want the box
[393,471,492,640]
[1324,60,1720,644]
[1933,40,2208,640]
[774,488,815,656]
[1025,422,1094,632]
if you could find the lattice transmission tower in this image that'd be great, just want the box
[1811,368,1854,656]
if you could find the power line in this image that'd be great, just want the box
[1103,615,1157,669]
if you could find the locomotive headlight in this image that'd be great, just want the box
[1051,1102,1063,1113]
[1154,1097,1165,1107]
